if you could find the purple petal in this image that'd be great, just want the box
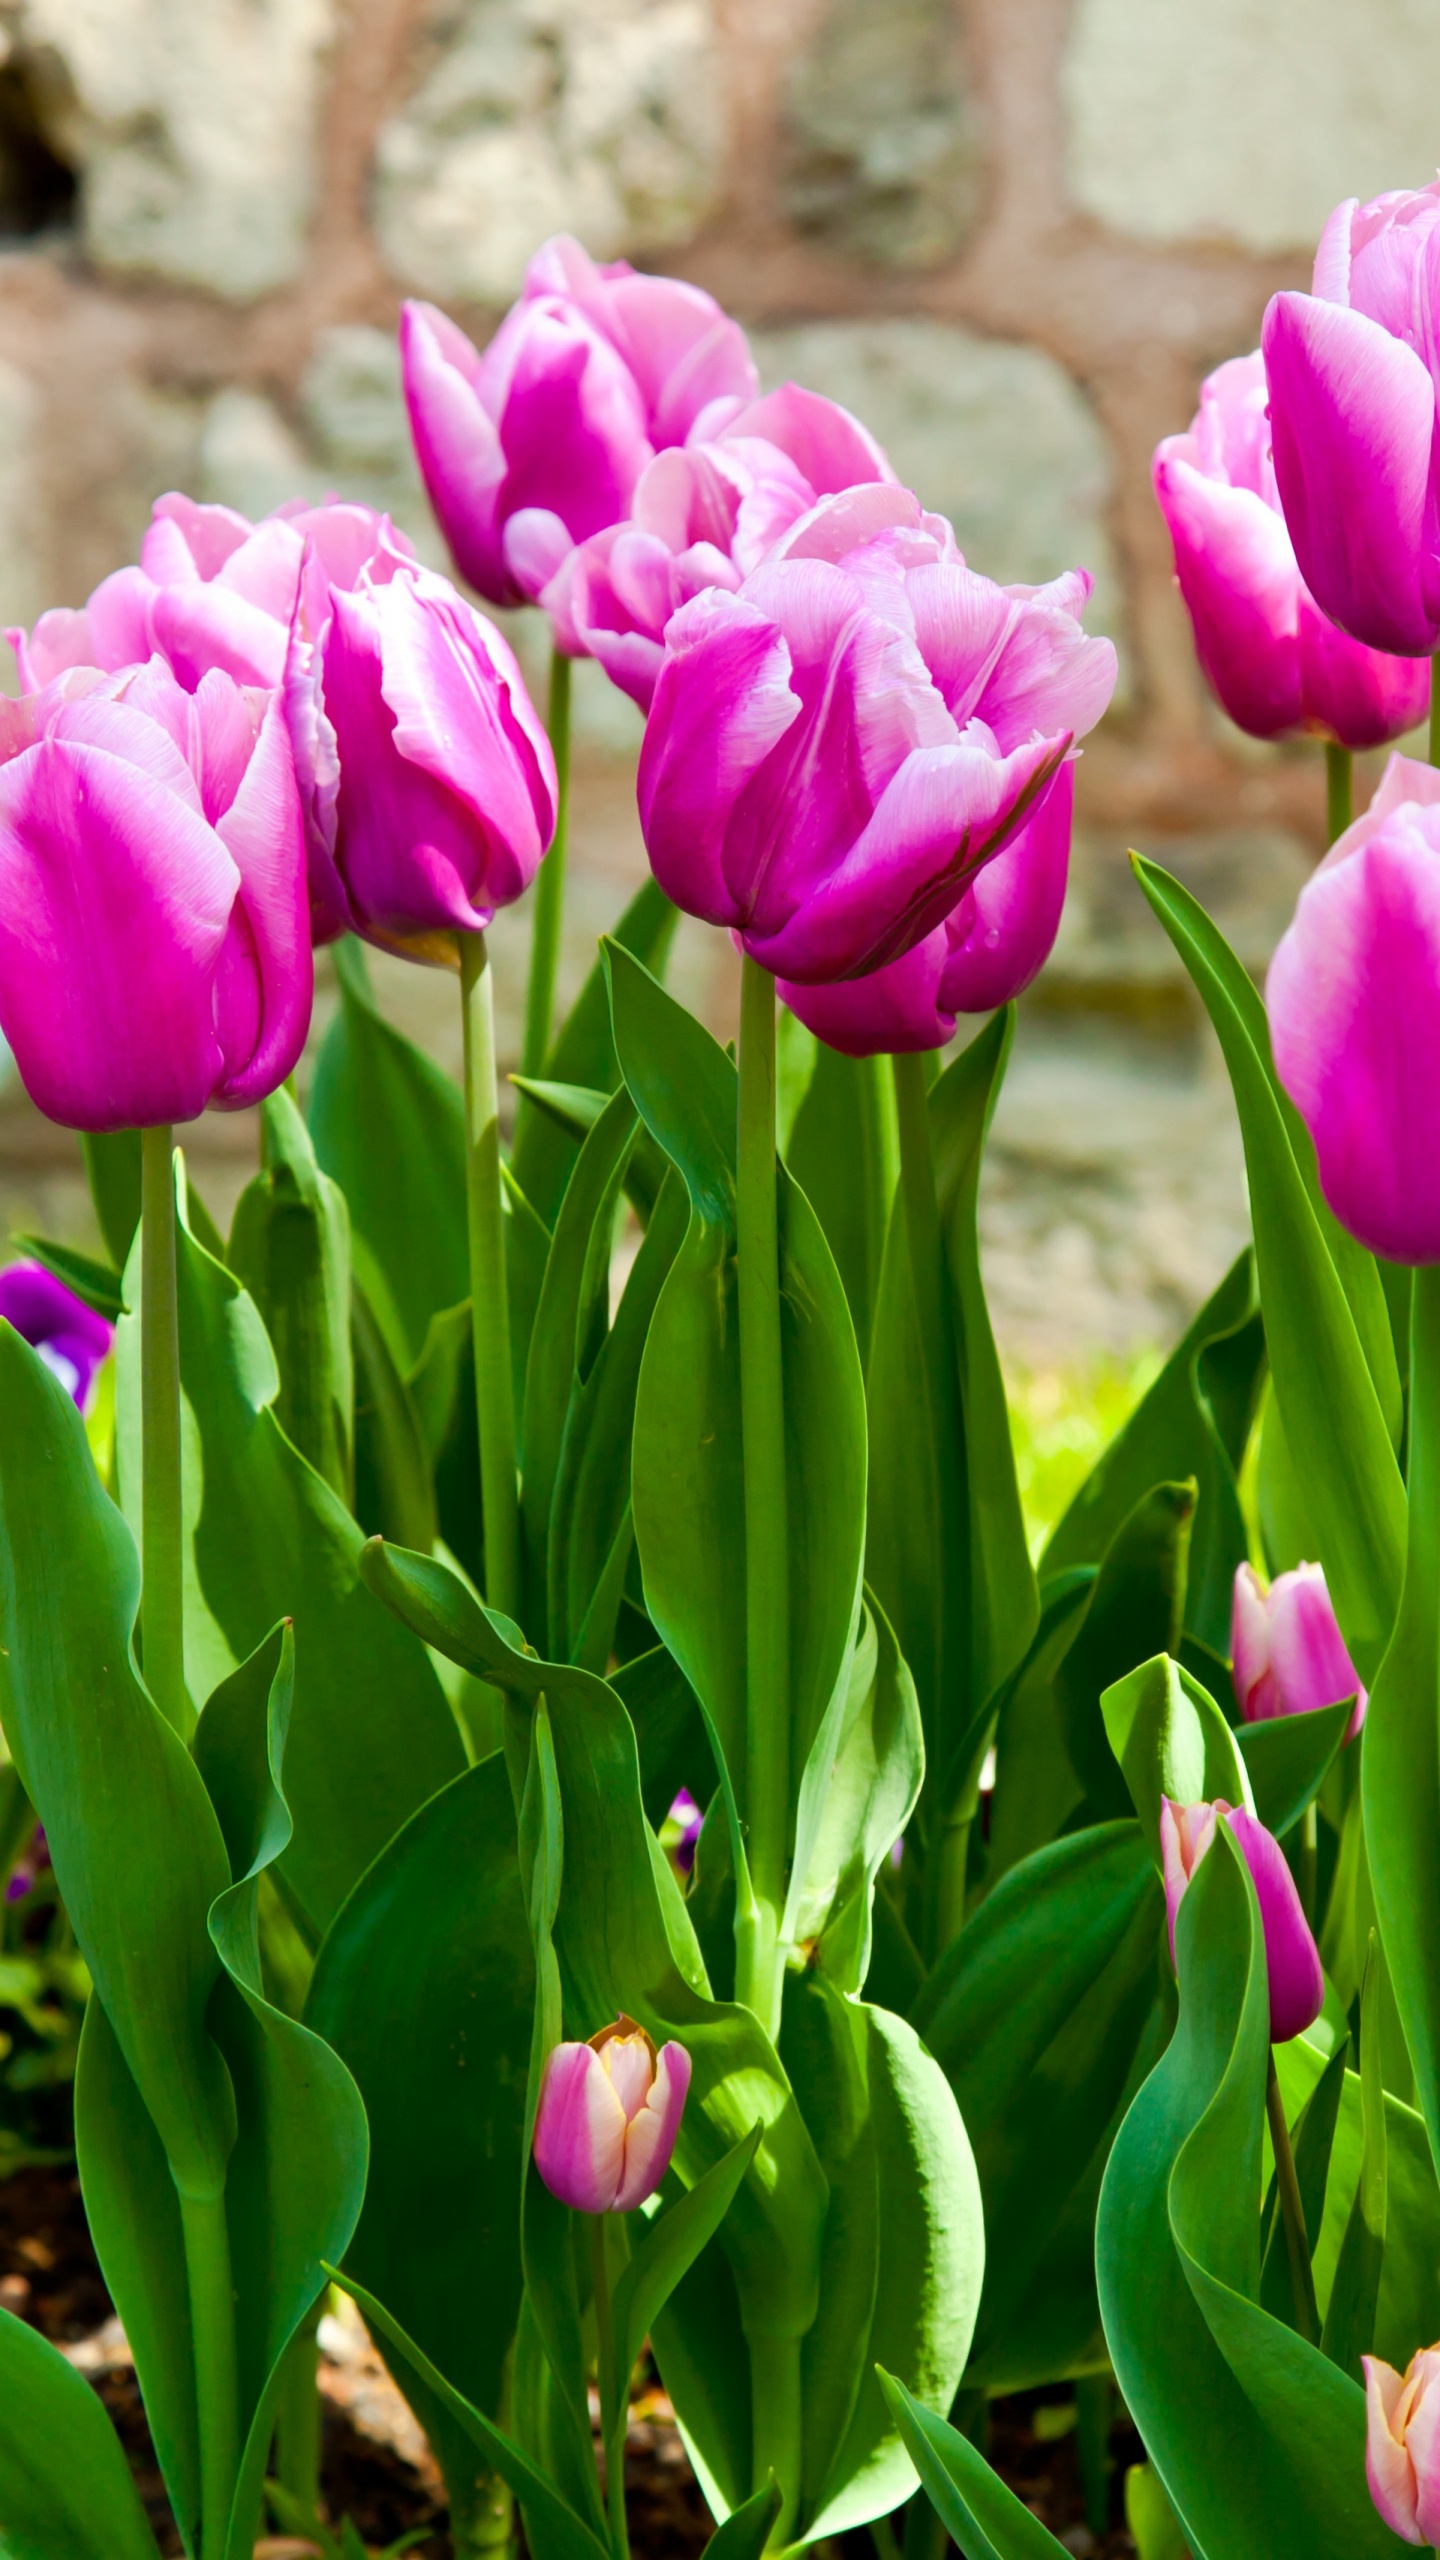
[532,2042,627,2213]
[400,301,511,604]
[637,591,802,929]
[780,929,953,1057]
[722,381,893,492]
[1226,1805,1325,2043]
[211,694,312,1108]
[1296,590,1431,749]
[938,762,1074,1012]
[1153,445,1303,739]
[0,1262,112,1405]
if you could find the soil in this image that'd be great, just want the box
[0,2165,1146,2557]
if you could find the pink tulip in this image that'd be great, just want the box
[1159,1796,1324,2044]
[1365,2345,1440,2545]
[544,383,895,709]
[636,484,1116,986]
[284,558,556,957]
[532,2015,691,2213]
[0,1262,112,1409]
[1267,750,1440,1262]
[1153,352,1428,745]
[0,659,310,1131]
[10,493,415,695]
[779,764,1074,1053]
[1263,183,1440,657]
[1231,1560,1366,1741]
[400,234,756,609]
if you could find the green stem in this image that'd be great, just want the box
[273,2310,323,2530]
[591,2215,629,2560]
[179,2188,241,2557]
[1297,1799,1318,1930]
[459,930,520,1622]
[1324,740,1352,844]
[734,958,790,2042]
[1430,653,1440,768]
[749,2331,802,2548]
[140,1125,190,1736]
[523,647,572,1078]
[1266,2052,1319,2343]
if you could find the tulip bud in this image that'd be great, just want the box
[533,2016,691,2214]
[1231,1560,1366,1741]
[0,1263,111,1410]
[1159,1796,1324,2044]
[1364,2345,1440,2545]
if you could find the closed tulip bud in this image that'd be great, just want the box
[1264,183,1440,658]
[1267,752,1440,1262]
[533,2016,691,2214]
[0,659,310,1131]
[0,1263,112,1410]
[1365,2346,1440,2545]
[400,235,756,609]
[1231,1560,1366,1741]
[284,558,557,959]
[1153,351,1428,746]
[637,484,1116,987]
[1159,1796,1324,2044]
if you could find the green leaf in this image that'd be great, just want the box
[983,1570,1095,1888]
[1058,1484,1196,1817]
[1100,1653,1253,1862]
[80,1127,143,1268]
[1320,1939,1387,2379]
[1261,2043,1347,2329]
[784,1039,897,1365]
[1125,2462,1191,2560]
[877,2366,1072,2560]
[611,1644,708,1831]
[1276,2033,1440,2370]
[699,2476,784,2560]
[408,1298,482,1584]
[608,2127,763,2436]
[228,1087,354,1500]
[9,1235,124,1323]
[1044,1250,1264,1655]
[0,2303,161,2559]
[1236,1702,1350,1840]
[511,875,678,1228]
[350,1278,439,1555]
[308,937,467,1372]
[783,1593,923,1995]
[1133,858,1405,1679]
[307,1758,533,2540]
[114,1186,464,1936]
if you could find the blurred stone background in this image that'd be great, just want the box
[0,0,1434,1360]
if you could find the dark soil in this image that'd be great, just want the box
[0,2165,1144,2556]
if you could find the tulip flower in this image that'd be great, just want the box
[1153,351,1428,745]
[284,558,557,956]
[1365,2345,1440,2545]
[532,2016,691,2213]
[0,660,310,1131]
[1267,751,1440,1262]
[636,484,1117,986]
[1159,1796,1324,2043]
[10,493,414,695]
[779,765,1074,1053]
[400,234,756,609]
[543,383,895,710]
[0,1263,112,1409]
[1231,1560,1366,1741]
[1263,182,1440,657]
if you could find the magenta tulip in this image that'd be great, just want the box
[532,2015,691,2213]
[400,234,756,609]
[0,660,310,1131]
[1263,183,1440,657]
[544,383,895,709]
[779,764,1074,1054]
[10,493,414,696]
[1153,351,1429,745]
[636,485,1116,986]
[1159,1796,1323,2043]
[1365,2346,1440,2545]
[1267,750,1440,1262]
[1231,1560,1366,1741]
[284,558,556,956]
[0,1262,112,1409]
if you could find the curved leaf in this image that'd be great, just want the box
[0,2304,160,2560]
[878,2366,1071,2560]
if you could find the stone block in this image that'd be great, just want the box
[781,0,980,268]
[1063,0,1440,255]
[374,0,727,307]
[17,0,333,296]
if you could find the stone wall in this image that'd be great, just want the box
[0,0,1430,1355]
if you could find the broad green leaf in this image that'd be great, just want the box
[512,1079,669,1225]
[1261,2043,1347,2328]
[700,2477,784,2560]
[308,937,467,1372]
[611,1643,708,1830]
[9,1234,123,1323]
[228,1087,354,1500]
[784,1039,897,1365]
[608,2127,763,2435]
[81,1127,143,1267]
[877,2367,1071,2560]
[1276,2031,1440,2369]
[984,1569,1094,1888]
[1058,1484,1195,1817]
[351,1278,438,1555]
[1255,1384,1311,1578]
[1126,2462,1190,2560]
[307,1757,533,2541]
[115,1188,464,1936]
[0,2303,160,2560]
[1134,859,1404,1678]
[511,875,678,1227]
[408,1298,482,1584]
[783,1594,923,1996]
[1320,1939,1387,2378]
[1100,1654,1253,1861]
[1236,1701,1350,1840]
[1044,1250,1264,1655]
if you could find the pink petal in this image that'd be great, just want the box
[149,583,290,689]
[145,493,253,581]
[533,2043,628,2213]
[600,2031,654,2121]
[1160,1796,1219,1966]
[1230,1562,1273,1721]
[938,761,1074,1012]
[722,381,893,492]
[1153,447,1302,739]
[1364,2357,1423,2544]
[1296,586,1432,749]
[1266,1563,1365,1728]
[1408,2358,1440,2546]
[1225,1805,1325,2043]
[400,301,511,604]
[211,694,312,1107]
[780,929,953,1057]
[637,591,802,929]
[494,298,653,546]
[613,2041,691,2211]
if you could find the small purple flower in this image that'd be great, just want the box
[667,1788,704,1875]
[0,1263,111,1409]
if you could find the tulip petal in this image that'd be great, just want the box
[1230,1561,1273,1721]
[724,381,893,493]
[533,2043,628,2213]
[213,695,312,1107]
[780,929,953,1058]
[937,763,1074,1013]
[1225,1805,1325,2042]
[400,301,512,604]
[637,592,802,928]
[1154,448,1303,738]
[149,583,291,689]
[613,2040,692,2211]
[1364,2355,1424,2544]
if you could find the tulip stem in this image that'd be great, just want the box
[735,957,790,2043]
[140,1125,191,1738]
[523,646,572,1079]
[590,2214,630,2560]
[1324,742,1352,844]
[180,2186,241,2558]
[459,930,521,1623]
[1266,2052,1319,2344]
